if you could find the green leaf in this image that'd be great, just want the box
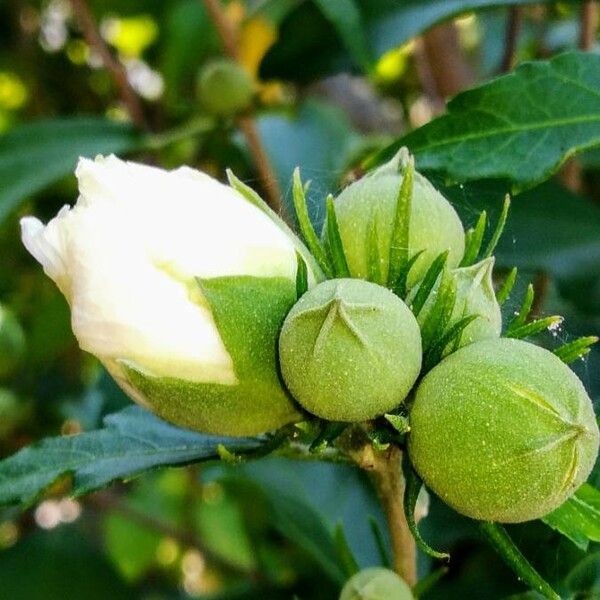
[313,0,372,72]
[479,522,560,600]
[554,336,599,364]
[420,270,457,351]
[0,118,141,224]
[543,484,600,551]
[0,406,265,508]
[424,314,479,368]
[387,155,414,289]
[367,216,384,285]
[392,251,424,301]
[403,460,449,560]
[368,516,391,569]
[373,52,600,188]
[324,195,351,278]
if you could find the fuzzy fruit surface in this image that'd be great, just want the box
[332,157,465,288]
[339,568,413,600]
[197,59,254,116]
[279,278,422,422]
[408,338,599,523]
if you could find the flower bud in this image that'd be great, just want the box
[408,338,599,523]
[340,568,413,600]
[279,278,422,422]
[0,305,25,379]
[332,151,465,288]
[196,59,254,117]
[414,257,501,349]
[20,155,317,436]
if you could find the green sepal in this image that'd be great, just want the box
[420,270,457,351]
[296,252,309,299]
[122,276,301,436]
[387,156,414,287]
[479,522,560,600]
[367,216,384,285]
[410,250,449,317]
[325,194,351,277]
[392,250,424,301]
[334,523,360,577]
[497,267,518,305]
[291,167,332,277]
[554,336,599,364]
[506,315,563,340]
[423,314,479,371]
[403,456,449,560]
[384,413,410,435]
[483,195,511,259]
[460,210,487,267]
[368,516,392,569]
[505,283,535,335]
[228,169,325,281]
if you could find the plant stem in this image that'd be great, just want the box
[352,442,417,585]
[69,0,147,129]
[200,0,283,214]
[580,1,599,51]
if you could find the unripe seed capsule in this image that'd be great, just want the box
[332,152,465,288]
[279,279,422,422]
[408,338,599,523]
[339,567,414,600]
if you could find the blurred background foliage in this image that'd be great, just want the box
[1,1,600,598]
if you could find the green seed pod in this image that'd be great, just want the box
[408,338,599,523]
[196,59,254,117]
[279,278,422,422]
[340,568,414,600]
[0,306,25,379]
[332,151,465,288]
[415,257,501,350]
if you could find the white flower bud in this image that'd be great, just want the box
[21,155,312,435]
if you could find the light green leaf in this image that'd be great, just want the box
[0,118,141,224]
[0,406,265,508]
[373,52,600,188]
[543,483,600,551]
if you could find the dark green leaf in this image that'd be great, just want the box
[313,0,372,72]
[506,283,535,335]
[392,251,424,301]
[424,314,479,369]
[420,271,457,351]
[479,522,560,600]
[367,216,384,285]
[296,252,309,299]
[0,406,265,507]
[483,195,511,258]
[0,118,141,224]
[374,52,600,188]
[543,484,600,551]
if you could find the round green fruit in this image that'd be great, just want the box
[0,306,25,379]
[408,338,599,523]
[340,568,413,600]
[279,278,422,422]
[332,151,465,288]
[196,59,254,117]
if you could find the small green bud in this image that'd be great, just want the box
[196,59,254,117]
[332,151,465,288]
[415,257,501,349]
[279,279,422,422]
[408,338,599,523]
[340,567,414,600]
[0,306,25,379]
